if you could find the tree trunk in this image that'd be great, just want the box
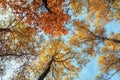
[38,58,53,80]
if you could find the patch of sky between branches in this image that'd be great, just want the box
[105,20,120,36]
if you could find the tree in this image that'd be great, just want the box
[0,7,40,80]
[0,0,81,80]
[0,0,70,36]
[0,17,37,56]
[8,38,85,80]
[35,39,81,80]
[98,54,120,79]
[1,0,120,80]
[0,31,87,80]
[69,0,120,79]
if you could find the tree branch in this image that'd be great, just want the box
[0,53,37,57]
[42,0,54,13]
[80,25,120,44]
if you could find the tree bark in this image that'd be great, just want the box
[38,58,53,80]
[0,28,12,32]
[42,0,53,13]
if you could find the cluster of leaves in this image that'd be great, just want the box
[0,20,37,56]
[70,0,120,25]
[1,0,120,80]
[98,54,120,73]
[0,0,70,36]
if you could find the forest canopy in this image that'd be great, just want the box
[0,0,120,80]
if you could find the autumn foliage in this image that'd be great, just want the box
[0,0,70,36]
[1,0,120,80]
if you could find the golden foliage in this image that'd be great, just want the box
[98,54,120,73]
[31,38,81,79]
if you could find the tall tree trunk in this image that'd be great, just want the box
[38,58,53,80]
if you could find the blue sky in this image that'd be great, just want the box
[105,20,120,35]
[79,56,99,80]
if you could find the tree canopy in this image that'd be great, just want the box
[0,0,120,80]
